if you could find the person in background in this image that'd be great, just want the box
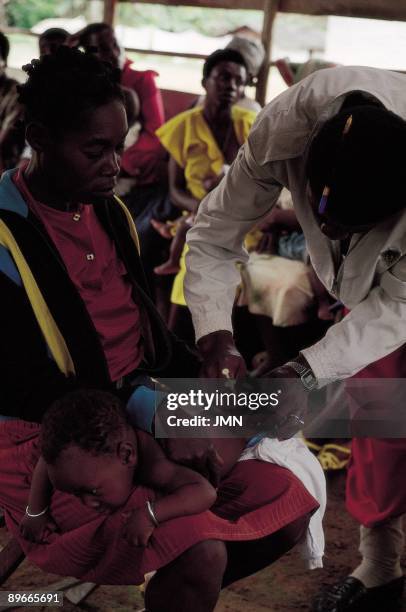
[0,30,24,173]
[19,28,70,165]
[155,48,257,341]
[77,22,166,189]
[38,28,69,57]
[195,35,264,113]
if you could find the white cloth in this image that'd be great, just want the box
[239,436,326,569]
[240,253,314,326]
[184,66,406,386]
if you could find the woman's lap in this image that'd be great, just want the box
[0,421,317,585]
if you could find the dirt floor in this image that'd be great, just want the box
[1,472,405,612]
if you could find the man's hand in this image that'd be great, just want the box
[122,507,155,547]
[160,438,224,487]
[197,330,247,379]
[259,360,314,439]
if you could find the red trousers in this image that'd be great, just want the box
[346,344,406,526]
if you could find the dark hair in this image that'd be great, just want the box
[39,27,69,44]
[203,48,248,80]
[0,31,10,62]
[78,22,112,49]
[306,105,406,226]
[17,46,123,133]
[41,389,131,464]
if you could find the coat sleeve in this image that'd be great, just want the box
[302,256,406,384]
[184,137,284,341]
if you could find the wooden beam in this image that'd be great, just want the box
[256,0,278,106]
[278,0,406,21]
[118,0,406,21]
[123,0,266,9]
[103,0,118,26]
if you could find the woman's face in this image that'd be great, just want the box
[47,441,137,512]
[37,99,128,204]
[86,29,121,70]
[203,61,247,110]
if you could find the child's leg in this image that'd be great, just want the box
[150,218,175,239]
[154,231,186,275]
[154,217,192,276]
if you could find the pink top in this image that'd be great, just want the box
[120,59,167,184]
[14,169,143,381]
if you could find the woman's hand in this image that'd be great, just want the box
[122,507,156,547]
[19,511,58,543]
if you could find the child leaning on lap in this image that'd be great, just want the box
[20,389,246,545]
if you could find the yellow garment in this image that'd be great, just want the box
[157,105,256,201]
[157,105,257,306]
[0,196,139,376]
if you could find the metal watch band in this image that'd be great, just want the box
[285,361,317,391]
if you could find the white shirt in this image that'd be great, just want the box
[184,66,406,385]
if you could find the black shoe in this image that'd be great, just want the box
[311,576,405,612]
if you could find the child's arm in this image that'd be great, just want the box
[122,432,217,547]
[19,457,57,543]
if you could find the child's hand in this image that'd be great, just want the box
[122,506,156,547]
[19,511,58,543]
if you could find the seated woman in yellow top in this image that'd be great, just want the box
[155,49,258,309]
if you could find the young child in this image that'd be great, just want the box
[151,170,227,276]
[19,389,222,545]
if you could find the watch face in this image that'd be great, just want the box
[302,371,317,389]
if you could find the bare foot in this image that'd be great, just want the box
[151,218,173,239]
[154,261,180,275]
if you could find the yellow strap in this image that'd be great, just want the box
[0,219,75,377]
[114,195,140,254]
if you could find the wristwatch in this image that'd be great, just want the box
[285,361,318,391]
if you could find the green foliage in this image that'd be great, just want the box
[6,0,61,28]
[117,4,263,36]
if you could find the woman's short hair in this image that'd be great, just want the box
[18,46,123,134]
[203,48,248,80]
[306,104,406,226]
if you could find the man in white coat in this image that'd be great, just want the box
[184,66,406,611]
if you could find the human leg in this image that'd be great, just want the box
[145,540,227,612]
[222,513,310,587]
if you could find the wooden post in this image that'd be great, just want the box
[256,0,279,106]
[103,0,118,26]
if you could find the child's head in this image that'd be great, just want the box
[18,46,127,203]
[41,390,137,512]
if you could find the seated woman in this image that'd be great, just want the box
[1,389,319,612]
[77,22,166,189]
[0,47,318,608]
[153,49,258,336]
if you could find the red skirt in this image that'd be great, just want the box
[346,344,406,526]
[0,421,317,585]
